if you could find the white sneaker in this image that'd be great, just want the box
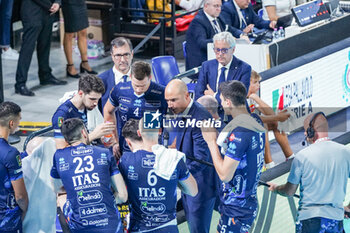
[265,161,276,169]
[2,48,19,60]
[131,19,146,25]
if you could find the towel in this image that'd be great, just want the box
[59,91,104,133]
[217,114,266,155]
[152,144,185,180]
[277,109,297,133]
[22,138,57,233]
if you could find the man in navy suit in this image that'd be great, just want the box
[186,0,225,72]
[221,0,276,39]
[195,31,251,119]
[98,37,133,113]
[165,79,219,233]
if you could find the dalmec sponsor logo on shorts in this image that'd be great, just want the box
[143,110,221,129]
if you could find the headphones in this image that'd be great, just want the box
[306,112,326,139]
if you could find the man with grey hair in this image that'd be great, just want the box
[98,37,134,113]
[186,0,225,73]
[195,31,251,119]
[197,95,220,120]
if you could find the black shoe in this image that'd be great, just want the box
[40,75,67,85]
[8,134,20,145]
[15,85,35,96]
[66,64,80,78]
[80,61,98,75]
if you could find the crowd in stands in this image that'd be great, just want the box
[1,0,350,232]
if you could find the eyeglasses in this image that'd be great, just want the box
[213,47,232,54]
[113,53,131,59]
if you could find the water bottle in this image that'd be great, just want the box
[279,27,285,39]
[272,28,279,41]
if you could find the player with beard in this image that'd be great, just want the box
[52,75,116,149]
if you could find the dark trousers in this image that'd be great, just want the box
[15,5,53,88]
[182,194,216,233]
[296,217,343,233]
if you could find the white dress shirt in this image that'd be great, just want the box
[112,66,131,85]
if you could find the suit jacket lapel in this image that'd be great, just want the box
[176,103,196,150]
[211,60,219,92]
[201,11,216,36]
[227,56,239,81]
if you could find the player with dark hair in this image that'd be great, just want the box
[0,101,28,233]
[52,74,115,149]
[104,61,167,158]
[51,118,127,233]
[119,118,198,232]
[201,80,266,232]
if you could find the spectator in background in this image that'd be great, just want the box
[220,0,276,39]
[175,0,204,12]
[262,0,295,21]
[130,0,146,24]
[201,80,266,233]
[268,112,350,233]
[195,31,251,120]
[98,37,133,114]
[0,101,28,232]
[15,0,67,96]
[165,79,218,233]
[62,0,97,79]
[185,0,224,75]
[147,0,171,24]
[0,0,19,60]
[247,70,294,168]
[119,118,198,232]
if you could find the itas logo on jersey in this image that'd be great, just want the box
[143,110,162,129]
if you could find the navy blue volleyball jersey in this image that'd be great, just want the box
[109,81,167,151]
[119,150,189,232]
[0,138,23,231]
[219,127,265,220]
[51,143,122,232]
[52,99,88,138]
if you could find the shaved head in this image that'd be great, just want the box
[165,79,191,114]
[304,112,328,141]
[165,79,188,96]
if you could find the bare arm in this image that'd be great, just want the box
[266,5,278,21]
[201,126,239,182]
[267,181,298,197]
[206,140,240,182]
[260,110,290,124]
[55,138,68,149]
[178,173,198,197]
[111,173,128,204]
[103,100,120,157]
[249,93,275,116]
[11,178,28,220]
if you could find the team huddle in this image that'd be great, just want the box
[2,34,349,233]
